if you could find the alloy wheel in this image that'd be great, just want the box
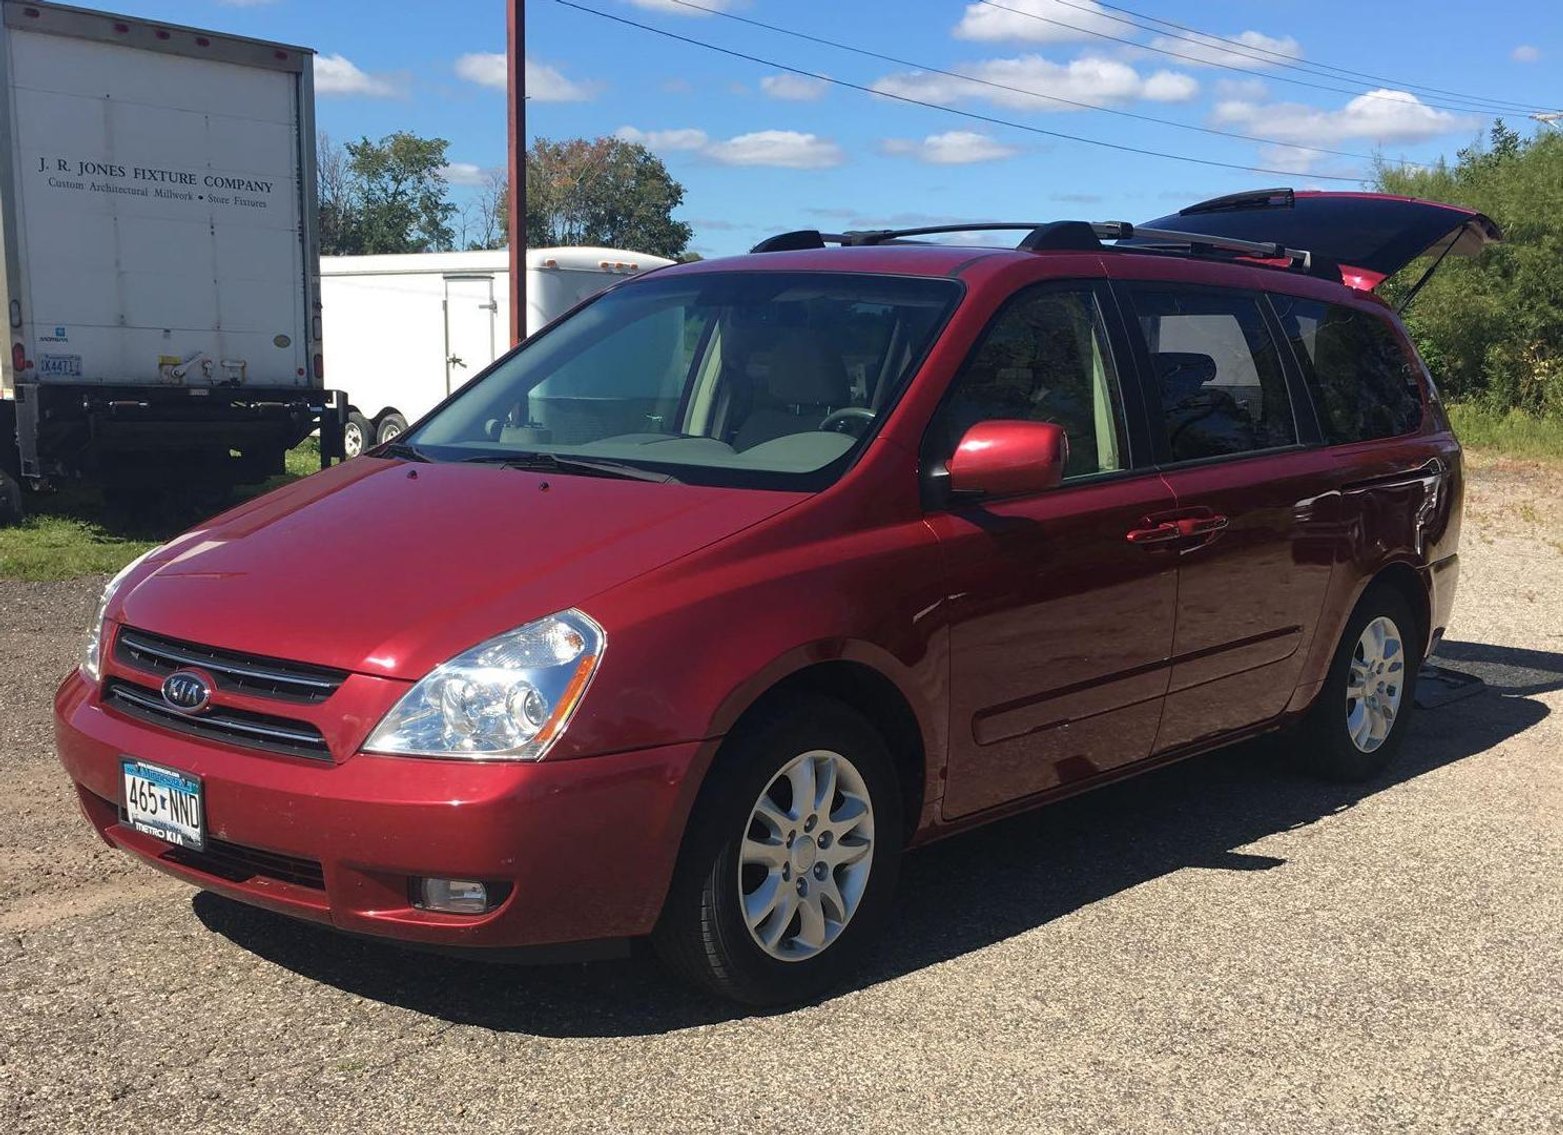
[739,749,875,962]
[1346,615,1405,753]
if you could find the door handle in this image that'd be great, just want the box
[1175,513,1229,537]
[1126,522,1182,544]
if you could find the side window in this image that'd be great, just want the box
[1128,287,1297,463]
[1272,296,1424,444]
[930,287,1126,479]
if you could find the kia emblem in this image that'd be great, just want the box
[161,669,213,714]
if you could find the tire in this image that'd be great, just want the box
[1298,585,1422,782]
[376,412,409,446]
[653,693,904,1006]
[344,412,372,459]
[0,469,21,527]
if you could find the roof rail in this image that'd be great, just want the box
[748,219,1315,273]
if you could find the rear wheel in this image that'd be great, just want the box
[653,694,903,1006]
[1298,586,1421,781]
[344,412,372,458]
[376,412,409,446]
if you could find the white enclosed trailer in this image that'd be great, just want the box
[320,246,674,453]
[0,0,339,507]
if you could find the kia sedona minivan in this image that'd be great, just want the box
[56,190,1494,1005]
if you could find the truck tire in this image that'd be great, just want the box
[0,469,21,527]
[344,412,372,458]
[376,413,409,446]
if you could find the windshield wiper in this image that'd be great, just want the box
[378,440,430,463]
[461,451,677,484]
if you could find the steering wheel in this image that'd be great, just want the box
[817,407,877,436]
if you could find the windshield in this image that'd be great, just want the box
[406,270,962,489]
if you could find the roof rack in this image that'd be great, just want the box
[749,219,1316,272]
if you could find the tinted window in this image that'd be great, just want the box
[929,287,1126,480]
[1272,297,1424,443]
[1128,288,1296,463]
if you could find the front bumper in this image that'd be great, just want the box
[55,670,708,949]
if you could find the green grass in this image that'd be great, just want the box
[1447,403,1563,463]
[0,441,327,582]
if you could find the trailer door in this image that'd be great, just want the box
[443,275,497,396]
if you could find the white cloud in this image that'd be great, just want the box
[216,0,277,6]
[1147,29,1302,69]
[313,54,398,98]
[953,0,1120,44]
[625,0,733,12]
[759,73,829,101]
[616,126,844,169]
[873,55,1198,111]
[1511,44,1541,63]
[1213,89,1476,147]
[440,162,488,187]
[661,77,694,94]
[705,130,844,169]
[454,54,601,101]
[454,52,506,89]
[615,126,710,151]
[881,131,1019,164]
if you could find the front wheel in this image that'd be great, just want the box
[653,694,903,1006]
[1298,586,1422,781]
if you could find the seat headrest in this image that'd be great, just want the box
[767,333,851,407]
[1153,352,1218,399]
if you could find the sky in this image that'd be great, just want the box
[116,0,1560,257]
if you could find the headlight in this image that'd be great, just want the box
[82,546,162,683]
[364,609,605,760]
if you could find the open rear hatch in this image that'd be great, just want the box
[1134,188,1502,293]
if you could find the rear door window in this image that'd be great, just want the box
[1271,297,1424,443]
[1124,287,1297,463]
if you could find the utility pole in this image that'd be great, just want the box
[507,0,526,347]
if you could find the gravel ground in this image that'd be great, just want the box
[1,464,1559,1134]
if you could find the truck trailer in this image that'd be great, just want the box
[0,1,341,517]
[321,246,674,455]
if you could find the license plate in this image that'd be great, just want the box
[121,759,204,851]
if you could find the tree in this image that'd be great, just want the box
[317,132,458,255]
[455,168,507,251]
[524,136,693,258]
[1373,121,1563,417]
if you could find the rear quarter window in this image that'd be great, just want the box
[1273,297,1425,444]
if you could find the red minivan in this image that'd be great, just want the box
[56,190,1497,1004]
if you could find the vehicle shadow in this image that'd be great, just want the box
[193,638,1557,1038]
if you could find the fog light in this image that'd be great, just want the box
[419,878,489,914]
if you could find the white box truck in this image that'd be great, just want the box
[321,246,674,455]
[0,1,341,516]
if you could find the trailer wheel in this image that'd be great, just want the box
[0,470,21,527]
[376,413,409,446]
[344,412,372,458]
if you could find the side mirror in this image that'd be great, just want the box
[946,420,1069,498]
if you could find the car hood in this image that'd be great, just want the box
[116,458,803,679]
[1136,188,1502,290]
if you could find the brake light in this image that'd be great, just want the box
[11,343,24,372]
[313,353,323,380]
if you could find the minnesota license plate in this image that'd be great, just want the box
[121,759,205,851]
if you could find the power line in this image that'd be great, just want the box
[556,0,1371,183]
[1070,0,1552,114]
[663,0,1418,166]
[974,0,1544,118]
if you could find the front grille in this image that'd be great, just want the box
[103,678,331,760]
[115,627,348,705]
[163,837,326,890]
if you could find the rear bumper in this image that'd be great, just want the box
[55,670,708,950]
